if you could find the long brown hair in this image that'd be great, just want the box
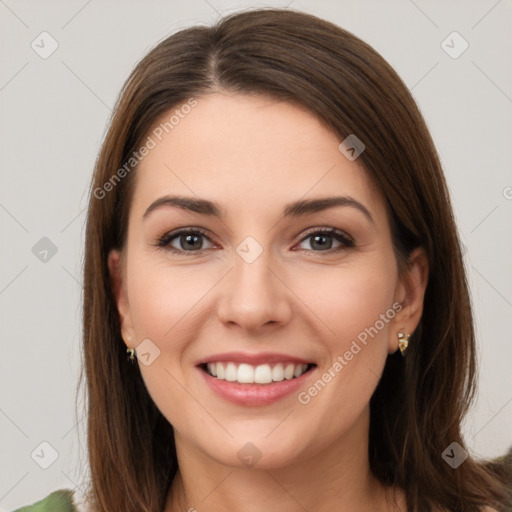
[79,8,511,511]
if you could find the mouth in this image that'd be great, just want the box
[196,354,318,406]
[200,361,316,384]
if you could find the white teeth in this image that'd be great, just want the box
[237,363,254,383]
[271,363,284,382]
[216,362,225,379]
[254,364,273,384]
[208,363,217,377]
[284,363,295,380]
[294,364,307,378]
[225,362,237,382]
[205,361,310,384]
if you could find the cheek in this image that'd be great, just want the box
[126,256,214,340]
[293,254,397,409]
[296,256,398,346]
[288,266,396,447]
[125,259,208,430]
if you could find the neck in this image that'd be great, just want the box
[164,407,405,512]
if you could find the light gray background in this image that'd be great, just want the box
[1,0,511,509]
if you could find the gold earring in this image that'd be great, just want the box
[126,347,136,361]
[397,332,410,355]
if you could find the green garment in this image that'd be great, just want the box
[11,489,78,512]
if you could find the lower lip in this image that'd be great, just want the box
[199,366,315,406]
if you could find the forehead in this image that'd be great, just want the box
[130,92,386,223]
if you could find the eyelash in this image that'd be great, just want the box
[155,227,355,256]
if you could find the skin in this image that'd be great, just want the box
[108,91,429,511]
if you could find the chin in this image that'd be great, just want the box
[210,441,307,470]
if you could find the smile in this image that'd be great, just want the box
[197,353,317,406]
[203,361,313,384]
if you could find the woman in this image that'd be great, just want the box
[14,7,511,512]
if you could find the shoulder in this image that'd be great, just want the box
[11,489,91,512]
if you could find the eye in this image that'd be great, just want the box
[156,228,215,254]
[295,228,354,253]
[155,227,354,256]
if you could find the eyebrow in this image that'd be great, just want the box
[142,194,375,224]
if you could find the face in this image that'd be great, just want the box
[109,92,426,469]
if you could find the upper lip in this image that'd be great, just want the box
[196,352,314,366]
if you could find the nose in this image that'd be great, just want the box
[216,247,293,334]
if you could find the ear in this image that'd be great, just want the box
[108,249,135,348]
[389,247,429,354]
